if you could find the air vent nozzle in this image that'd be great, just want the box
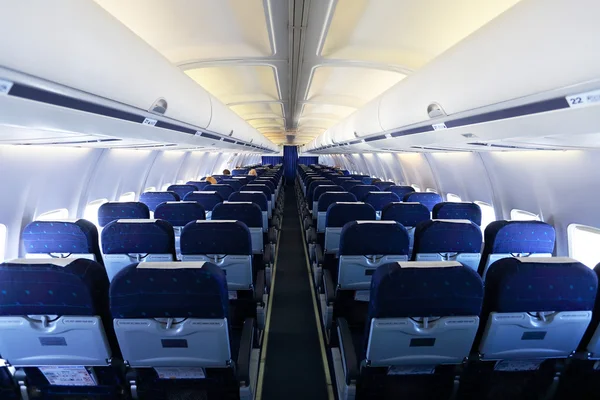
[427,102,446,119]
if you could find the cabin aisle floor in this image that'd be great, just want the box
[261,185,329,400]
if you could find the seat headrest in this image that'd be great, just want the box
[313,186,344,202]
[166,184,199,199]
[240,185,270,197]
[228,192,268,211]
[403,192,443,212]
[368,262,484,319]
[433,202,482,226]
[0,258,108,316]
[110,262,228,319]
[349,185,381,201]
[483,220,556,254]
[182,191,224,211]
[413,220,482,254]
[326,203,376,228]
[22,219,99,256]
[204,184,235,199]
[98,202,150,227]
[381,202,430,227]
[101,220,175,255]
[388,186,415,199]
[374,182,395,190]
[186,181,210,190]
[139,191,180,212]
[212,203,262,228]
[485,257,597,312]
[180,220,252,255]
[220,179,242,191]
[363,192,401,212]
[339,221,409,256]
[154,202,206,227]
[341,180,362,191]
[317,192,357,212]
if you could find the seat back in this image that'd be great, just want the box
[232,168,250,176]
[183,191,224,219]
[204,184,235,200]
[22,219,102,263]
[220,179,242,191]
[0,258,112,367]
[389,185,415,199]
[110,262,231,367]
[186,181,210,190]
[374,181,395,190]
[213,202,264,254]
[154,202,206,253]
[363,192,401,218]
[413,220,482,271]
[312,185,344,214]
[307,180,334,208]
[180,221,253,291]
[349,185,380,201]
[242,184,273,216]
[480,257,596,361]
[167,184,199,200]
[231,176,249,187]
[325,203,376,255]
[341,180,362,191]
[332,176,352,186]
[98,202,150,227]
[433,202,482,226]
[365,261,483,367]
[101,219,176,280]
[479,221,556,278]
[316,193,357,232]
[404,192,443,212]
[584,263,600,357]
[381,202,430,254]
[229,191,269,231]
[338,221,409,292]
[139,191,180,212]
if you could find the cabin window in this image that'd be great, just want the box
[118,192,136,202]
[0,224,6,262]
[37,208,69,221]
[510,209,541,221]
[568,224,600,268]
[144,186,156,192]
[83,199,108,226]
[425,188,437,193]
[411,184,421,192]
[446,193,462,202]
[475,201,496,232]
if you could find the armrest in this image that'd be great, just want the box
[268,227,278,243]
[254,271,265,304]
[314,243,324,265]
[323,269,336,305]
[337,318,359,385]
[236,318,255,386]
[306,227,317,244]
[263,244,272,264]
[303,216,313,230]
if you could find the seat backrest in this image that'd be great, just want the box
[316,192,357,232]
[389,185,416,199]
[186,181,210,190]
[231,177,249,187]
[204,184,235,200]
[341,180,362,191]
[307,180,335,206]
[183,191,224,212]
[154,201,206,228]
[381,202,430,254]
[480,257,597,361]
[479,220,556,278]
[98,202,150,227]
[22,219,102,263]
[229,191,268,212]
[213,202,264,254]
[374,181,395,190]
[110,261,231,368]
[253,179,276,193]
[325,203,376,255]
[412,220,482,271]
[365,261,484,367]
[139,191,180,212]
[167,184,199,199]
[312,185,344,213]
[333,176,352,185]
[180,221,253,291]
[0,258,112,367]
[101,219,176,281]
[232,168,249,175]
[433,202,482,226]
[403,192,443,212]
[363,192,401,214]
[241,184,271,199]
[338,221,410,290]
[220,179,242,191]
[584,263,600,358]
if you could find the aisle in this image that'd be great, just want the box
[260,185,330,400]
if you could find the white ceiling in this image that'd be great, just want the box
[96,0,520,145]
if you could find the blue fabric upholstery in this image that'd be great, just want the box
[204,184,235,200]
[483,220,556,254]
[326,203,376,228]
[240,185,271,200]
[433,202,482,226]
[0,259,109,317]
[186,181,209,190]
[403,192,443,212]
[339,221,409,256]
[22,219,102,261]
[341,180,362,191]
[333,177,352,185]
[485,258,597,313]
[229,192,268,212]
[101,220,176,257]
[307,180,334,205]
[154,202,206,227]
[313,185,344,205]
[220,179,242,191]
[212,203,262,228]
[349,185,381,201]
[317,192,357,212]
[139,191,180,212]
[98,202,150,227]
[368,262,484,320]
[374,182,395,190]
[381,202,430,227]
[180,221,252,255]
[167,184,199,200]
[363,192,401,212]
[413,220,482,256]
[232,169,250,176]
[183,191,224,211]
[389,186,415,199]
[232,177,249,187]
[110,262,228,319]
[361,177,375,185]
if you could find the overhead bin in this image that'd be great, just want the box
[0,0,277,152]
[305,0,600,153]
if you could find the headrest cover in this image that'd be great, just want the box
[180,220,252,255]
[388,186,416,199]
[212,203,262,228]
[413,220,482,254]
[326,203,376,228]
[349,185,381,201]
[204,184,235,199]
[98,202,150,227]
[381,202,430,227]
[433,202,482,226]
[139,191,180,212]
[22,219,99,256]
[363,192,401,212]
[228,192,268,211]
[110,262,228,319]
[403,192,443,212]
[101,220,175,255]
[183,191,224,211]
[154,202,206,227]
[340,221,409,256]
[485,257,597,312]
[484,220,556,254]
[317,192,357,212]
